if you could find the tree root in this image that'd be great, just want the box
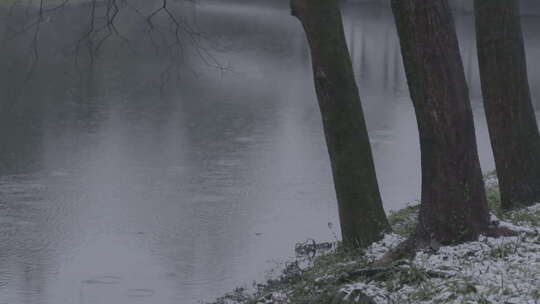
[373,222,520,267]
[373,237,417,266]
[340,259,453,285]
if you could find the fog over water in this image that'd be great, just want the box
[0,1,539,303]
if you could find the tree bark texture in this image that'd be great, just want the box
[391,0,491,245]
[475,0,540,209]
[291,0,389,247]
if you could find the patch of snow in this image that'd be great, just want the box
[497,219,538,234]
[254,291,289,304]
[365,233,404,260]
[491,203,540,234]
[484,175,499,187]
[526,203,540,213]
[341,232,540,304]
[341,282,389,303]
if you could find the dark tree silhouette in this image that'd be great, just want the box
[474,0,540,209]
[1,0,222,86]
[291,0,389,247]
[391,0,491,247]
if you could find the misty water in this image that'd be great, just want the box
[0,1,539,303]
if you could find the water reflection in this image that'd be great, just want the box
[0,1,539,303]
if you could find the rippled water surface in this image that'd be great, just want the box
[0,1,539,303]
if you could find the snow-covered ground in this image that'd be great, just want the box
[209,203,540,304]
[343,204,540,304]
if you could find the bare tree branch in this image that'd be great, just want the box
[1,0,230,92]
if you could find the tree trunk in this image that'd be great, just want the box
[291,0,389,247]
[474,0,540,209]
[391,0,491,246]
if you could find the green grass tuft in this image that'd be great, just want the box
[387,203,419,238]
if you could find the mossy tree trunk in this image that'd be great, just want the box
[391,0,491,246]
[291,0,389,247]
[474,0,540,209]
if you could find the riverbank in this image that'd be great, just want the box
[208,179,540,304]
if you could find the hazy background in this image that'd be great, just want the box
[0,1,539,303]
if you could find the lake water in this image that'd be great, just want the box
[0,1,539,303]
